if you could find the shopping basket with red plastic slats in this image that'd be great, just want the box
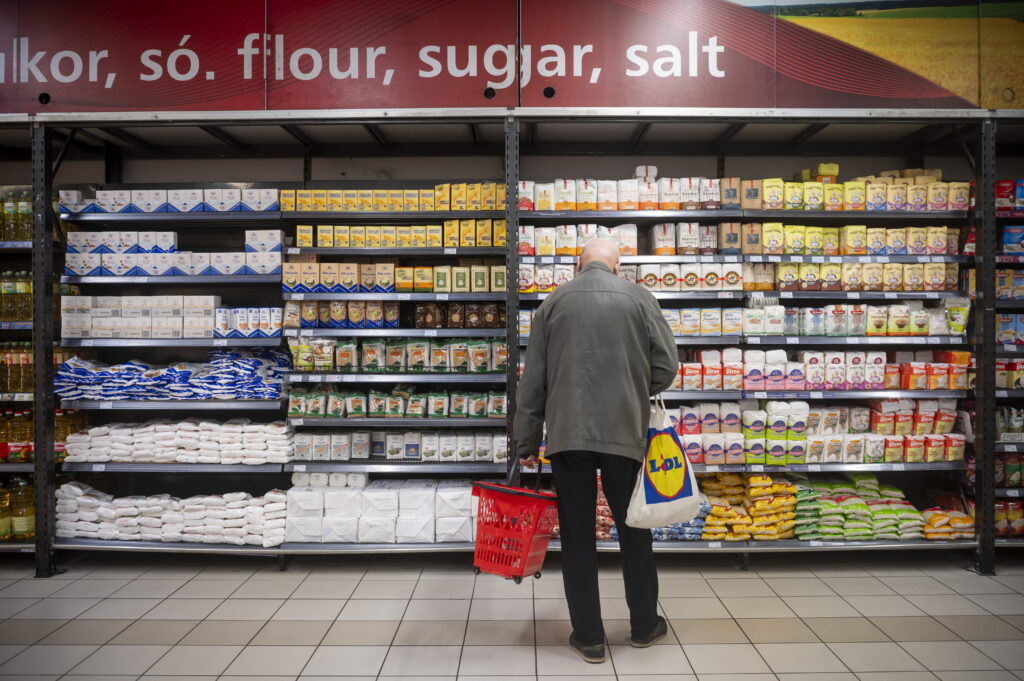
[471,479,558,583]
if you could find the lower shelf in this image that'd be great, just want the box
[0,463,35,472]
[0,542,34,553]
[524,462,967,474]
[995,538,1024,547]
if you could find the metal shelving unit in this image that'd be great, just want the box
[0,463,36,473]
[284,462,505,474]
[286,328,505,338]
[995,489,1024,498]
[0,543,36,553]
[287,247,504,257]
[60,338,282,347]
[288,417,506,427]
[61,275,281,285]
[60,400,284,410]
[744,390,966,400]
[60,463,284,473]
[283,292,504,301]
[0,322,31,330]
[746,336,966,346]
[747,255,967,263]
[55,537,476,554]
[286,373,505,383]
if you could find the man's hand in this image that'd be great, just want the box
[520,455,539,468]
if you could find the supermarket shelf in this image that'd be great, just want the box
[283,292,505,302]
[772,291,961,300]
[285,328,505,338]
[61,275,281,285]
[995,489,1024,498]
[60,338,282,347]
[744,390,966,400]
[60,400,284,410]
[0,543,34,553]
[288,417,505,427]
[746,255,967,263]
[285,211,505,222]
[996,390,1024,398]
[747,336,968,346]
[520,335,739,346]
[995,301,1024,309]
[995,538,1024,547]
[286,247,504,257]
[996,211,1024,219]
[0,241,32,251]
[60,463,284,473]
[556,539,977,553]
[0,322,31,330]
[997,345,1024,356]
[61,211,282,225]
[286,373,506,383]
[995,442,1024,452]
[746,210,969,221]
[995,255,1024,263]
[0,463,34,472]
[55,537,476,554]
[520,210,743,221]
[521,255,742,264]
[284,462,506,474]
[520,291,742,302]
[0,393,33,402]
[524,462,967,474]
[660,390,744,400]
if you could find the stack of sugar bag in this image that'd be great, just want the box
[55,482,287,547]
[54,349,288,401]
[63,418,294,465]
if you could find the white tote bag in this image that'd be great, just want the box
[626,398,700,529]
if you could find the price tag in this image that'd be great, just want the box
[754,391,767,399]
[808,464,821,472]
[680,255,697,263]
[747,337,761,344]
[768,256,781,263]
[99,402,113,409]
[340,375,357,382]
[876,256,890,263]
[704,465,720,472]
[425,329,438,337]
[892,463,905,471]
[717,292,732,299]
[284,330,297,337]
[786,337,799,344]
[812,256,825,263]
[749,255,764,262]
[436,294,449,301]
[927,337,941,344]
[749,465,764,472]
[396,294,411,300]
[809,540,823,546]
[998,390,1009,397]
[15,394,29,402]
[292,418,304,426]
[287,247,300,255]
[780,292,793,299]
[299,329,314,336]
[867,337,883,344]
[327,375,343,382]
[708,541,722,548]
[1004,345,1018,352]
[79,339,94,347]
[1008,489,1022,497]
[292,293,304,300]
[829,257,842,263]
[308,375,323,383]
[884,292,897,299]
[1004,444,1019,452]
[847,292,860,299]
[444,248,456,255]
[213,339,227,346]
[293,464,306,472]
[925,292,938,299]
[92,464,105,472]
[540,257,554,264]
[810,391,824,399]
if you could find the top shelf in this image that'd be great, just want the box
[520,210,969,222]
[62,211,505,224]
[286,247,505,257]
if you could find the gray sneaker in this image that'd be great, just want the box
[569,634,607,663]
[629,616,668,648]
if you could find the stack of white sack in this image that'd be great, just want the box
[55,482,288,547]
[63,418,294,465]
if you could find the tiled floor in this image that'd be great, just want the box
[0,551,1021,679]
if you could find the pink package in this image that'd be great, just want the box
[682,434,703,463]
[826,364,847,390]
[703,364,723,391]
[785,362,806,390]
[846,363,866,390]
[864,363,885,390]
[765,364,786,390]
[805,363,826,390]
[744,364,765,390]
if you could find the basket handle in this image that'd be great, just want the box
[508,446,543,492]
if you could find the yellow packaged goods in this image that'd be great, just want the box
[310,190,327,211]
[804,182,824,210]
[395,267,414,292]
[783,182,804,210]
[443,220,459,247]
[411,225,427,248]
[451,183,468,210]
[434,184,451,210]
[375,263,395,292]
[822,227,840,255]
[926,226,947,254]
[903,263,924,291]
[470,265,489,292]
[844,181,866,211]
[886,183,908,211]
[396,225,412,248]
[319,263,339,292]
[908,184,928,211]
[883,263,904,291]
[365,225,381,248]
[338,263,359,292]
[414,267,433,292]
[841,262,863,290]
[493,219,507,247]
[459,219,476,247]
[296,225,314,248]
[327,189,344,211]
[332,225,350,248]
[823,184,844,210]
[761,223,784,255]
[841,224,867,255]
[866,182,887,210]
[280,189,296,211]
[282,263,301,292]
[948,181,970,210]
[403,189,418,212]
[481,182,497,210]
[300,263,319,292]
[862,262,883,291]
[467,183,482,210]
[907,226,927,255]
[359,263,376,292]
[418,189,435,211]
[296,190,312,211]
[783,224,806,254]
[927,182,949,211]
[350,226,366,248]
[371,189,387,211]
[816,162,839,176]
[387,190,404,212]
[356,189,372,211]
[762,179,785,209]
[866,227,886,255]
[496,183,507,209]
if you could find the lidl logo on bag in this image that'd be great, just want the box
[643,429,693,503]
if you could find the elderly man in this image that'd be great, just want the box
[514,238,678,663]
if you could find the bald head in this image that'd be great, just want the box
[579,238,621,273]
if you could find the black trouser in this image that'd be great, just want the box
[549,450,659,646]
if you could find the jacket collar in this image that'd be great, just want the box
[582,261,613,275]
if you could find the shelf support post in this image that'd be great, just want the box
[505,112,520,488]
[31,122,57,578]
[976,118,996,575]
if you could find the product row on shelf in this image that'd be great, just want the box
[297,220,507,249]
[286,337,507,374]
[285,386,507,420]
[285,301,507,330]
[282,261,507,294]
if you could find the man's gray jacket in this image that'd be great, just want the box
[513,261,678,463]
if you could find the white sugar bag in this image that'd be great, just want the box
[96,506,117,522]
[202,518,225,528]
[138,516,161,528]
[264,510,286,521]
[324,488,361,516]
[56,520,78,532]
[114,516,139,527]
[264,489,287,504]
[183,518,203,528]
[198,420,221,432]
[263,534,284,548]
[243,524,264,535]
[223,519,245,529]
[244,535,263,545]
[77,530,99,539]
[396,516,434,544]
[223,508,246,519]
[223,527,245,538]
[226,500,250,509]
[97,529,120,540]
[76,496,100,510]
[200,495,226,507]
[221,457,245,465]
[87,425,111,437]
[322,516,358,543]
[176,455,200,463]
[182,511,205,521]
[78,511,99,522]
[205,508,228,519]
[162,523,184,534]
[358,517,396,543]
[161,533,183,542]
[182,532,203,543]
[66,433,91,443]
[285,516,322,543]
[140,532,162,541]
[264,518,286,530]
[264,501,287,514]
[201,525,224,535]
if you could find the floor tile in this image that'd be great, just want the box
[661,597,729,620]
[403,598,471,621]
[767,578,836,597]
[533,597,572,620]
[0,579,75,599]
[827,642,926,672]
[603,618,679,645]
[683,643,771,674]
[300,645,388,676]
[722,596,795,619]
[0,619,65,644]
[870,617,959,642]
[337,598,408,621]
[533,578,566,599]
[320,620,400,645]
[739,618,818,643]
[905,594,992,616]
[970,640,1024,669]
[659,579,715,598]
[968,594,1024,616]
[460,644,535,675]
[464,619,534,646]
[845,595,927,617]
[670,618,747,644]
[775,674,857,681]
[805,618,889,643]
[379,644,462,676]
[206,599,283,621]
[784,596,862,618]
[290,580,359,600]
[0,646,25,666]
[77,599,160,620]
[708,578,774,597]
[223,645,315,676]
[944,576,1016,595]
[139,565,208,580]
[195,565,258,581]
[822,578,896,596]
[140,599,222,620]
[691,675,775,681]
[37,619,130,646]
[0,598,37,618]
[168,580,243,599]
[70,644,170,676]
[756,642,847,673]
[472,578,534,599]
[110,579,187,599]
[853,674,939,681]
[13,598,100,620]
[410,580,474,600]
[934,615,1024,640]
[392,620,466,646]
[605,676,695,681]
[271,599,344,621]
[1001,614,1024,632]
[533,619,572,646]
[933,672,1021,681]
[178,620,263,646]
[994,576,1024,593]
[144,644,242,676]
[536,644,612,675]
[609,643,692,674]
[900,641,1002,671]
[230,580,302,599]
[52,579,130,599]
[108,619,197,645]
[469,598,534,620]
[351,579,417,600]
[250,620,330,646]
[880,577,956,595]
[0,644,97,675]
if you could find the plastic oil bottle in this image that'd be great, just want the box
[14,272,30,322]
[1,196,14,242]
[15,193,31,242]
[0,481,11,542]
[10,478,34,541]
[7,411,31,463]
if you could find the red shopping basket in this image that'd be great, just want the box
[471,480,558,583]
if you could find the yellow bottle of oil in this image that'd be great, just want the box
[0,273,13,322]
[7,411,30,464]
[54,409,71,463]
[0,481,11,542]
[14,272,30,322]
[19,343,32,394]
[10,478,34,541]
[15,193,31,242]
[1,196,14,242]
